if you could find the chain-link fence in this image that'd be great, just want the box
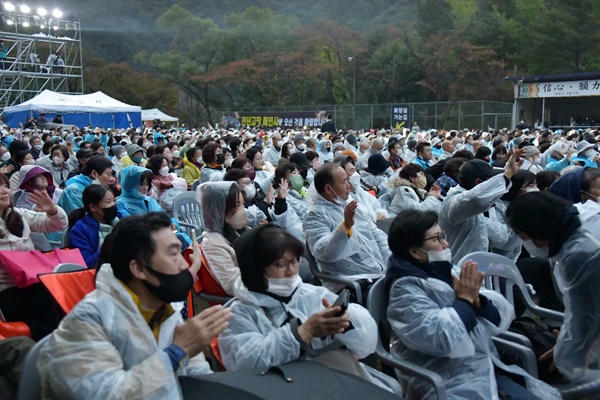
[211,101,513,131]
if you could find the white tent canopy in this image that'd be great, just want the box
[4,90,141,113]
[141,108,179,122]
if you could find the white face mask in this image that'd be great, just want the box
[328,184,346,206]
[226,208,247,230]
[172,150,180,158]
[52,156,64,165]
[92,178,101,185]
[521,187,539,193]
[266,274,302,297]
[118,152,127,160]
[349,172,361,188]
[1,153,10,161]
[33,144,43,151]
[297,144,306,151]
[24,159,35,165]
[243,183,256,199]
[523,239,549,259]
[422,248,453,263]
[159,166,169,176]
[224,158,233,168]
[276,140,283,148]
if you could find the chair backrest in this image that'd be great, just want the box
[174,168,184,177]
[304,242,322,276]
[38,269,96,315]
[53,263,86,273]
[456,251,526,306]
[458,252,565,323]
[376,218,393,235]
[61,228,72,249]
[12,190,22,205]
[172,191,202,234]
[30,232,53,252]
[191,179,201,192]
[366,279,392,349]
[17,335,51,400]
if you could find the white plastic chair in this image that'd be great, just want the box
[172,191,202,237]
[455,252,564,322]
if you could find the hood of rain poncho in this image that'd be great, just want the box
[18,164,56,198]
[71,136,83,151]
[119,165,151,199]
[317,140,332,154]
[196,181,236,234]
[366,154,391,175]
[548,167,586,204]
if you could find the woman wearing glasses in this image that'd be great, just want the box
[385,210,559,399]
[218,224,379,383]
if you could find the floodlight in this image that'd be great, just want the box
[20,4,30,13]
[36,6,46,16]
[3,2,15,11]
[52,24,58,30]
[6,18,13,25]
[51,8,61,18]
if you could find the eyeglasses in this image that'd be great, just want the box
[424,231,447,245]
[271,257,300,272]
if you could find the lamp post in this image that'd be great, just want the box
[348,56,355,130]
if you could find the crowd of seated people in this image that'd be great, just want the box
[0,122,598,399]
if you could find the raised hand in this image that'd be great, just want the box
[29,190,58,215]
[343,200,358,230]
[453,260,484,305]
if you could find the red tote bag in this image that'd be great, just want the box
[0,248,86,288]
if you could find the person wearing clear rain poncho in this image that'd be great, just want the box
[197,181,249,296]
[38,213,231,399]
[385,210,561,400]
[506,192,600,382]
[218,224,378,384]
[303,163,390,293]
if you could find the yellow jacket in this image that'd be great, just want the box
[181,157,201,187]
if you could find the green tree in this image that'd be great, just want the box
[138,5,225,126]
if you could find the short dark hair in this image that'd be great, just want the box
[223,168,249,182]
[581,167,600,193]
[444,157,466,179]
[231,157,251,170]
[452,149,474,160]
[314,162,339,194]
[202,142,219,164]
[246,146,262,162]
[234,224,304,294]
[186,146,200,162]
[388,210,438,259]
[274,162,298,189]
[399,163,424,180]
[108,212,172,283]
[500,170,536,202]
[82,156,113,177]
[50,144,69,160]
[505,192,571,240]
[416,142,430,155]
[147,155,165,175]
[535,170,560,191]
[305,150,319,162]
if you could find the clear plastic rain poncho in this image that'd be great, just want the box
[196,181,242,296]
[197,181,237,233]
[550,224,600,381]
[387,266,561,399]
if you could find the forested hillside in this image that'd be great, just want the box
[50,0,600,125]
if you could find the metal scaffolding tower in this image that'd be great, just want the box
[0,10,83,118]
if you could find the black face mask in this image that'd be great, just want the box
[299,168,308,179]
[141,264,193,303]
[216,153,225,165]
[101,205,118,222]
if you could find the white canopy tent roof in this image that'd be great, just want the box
[141,108,179,122]
[4,90,141,113]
